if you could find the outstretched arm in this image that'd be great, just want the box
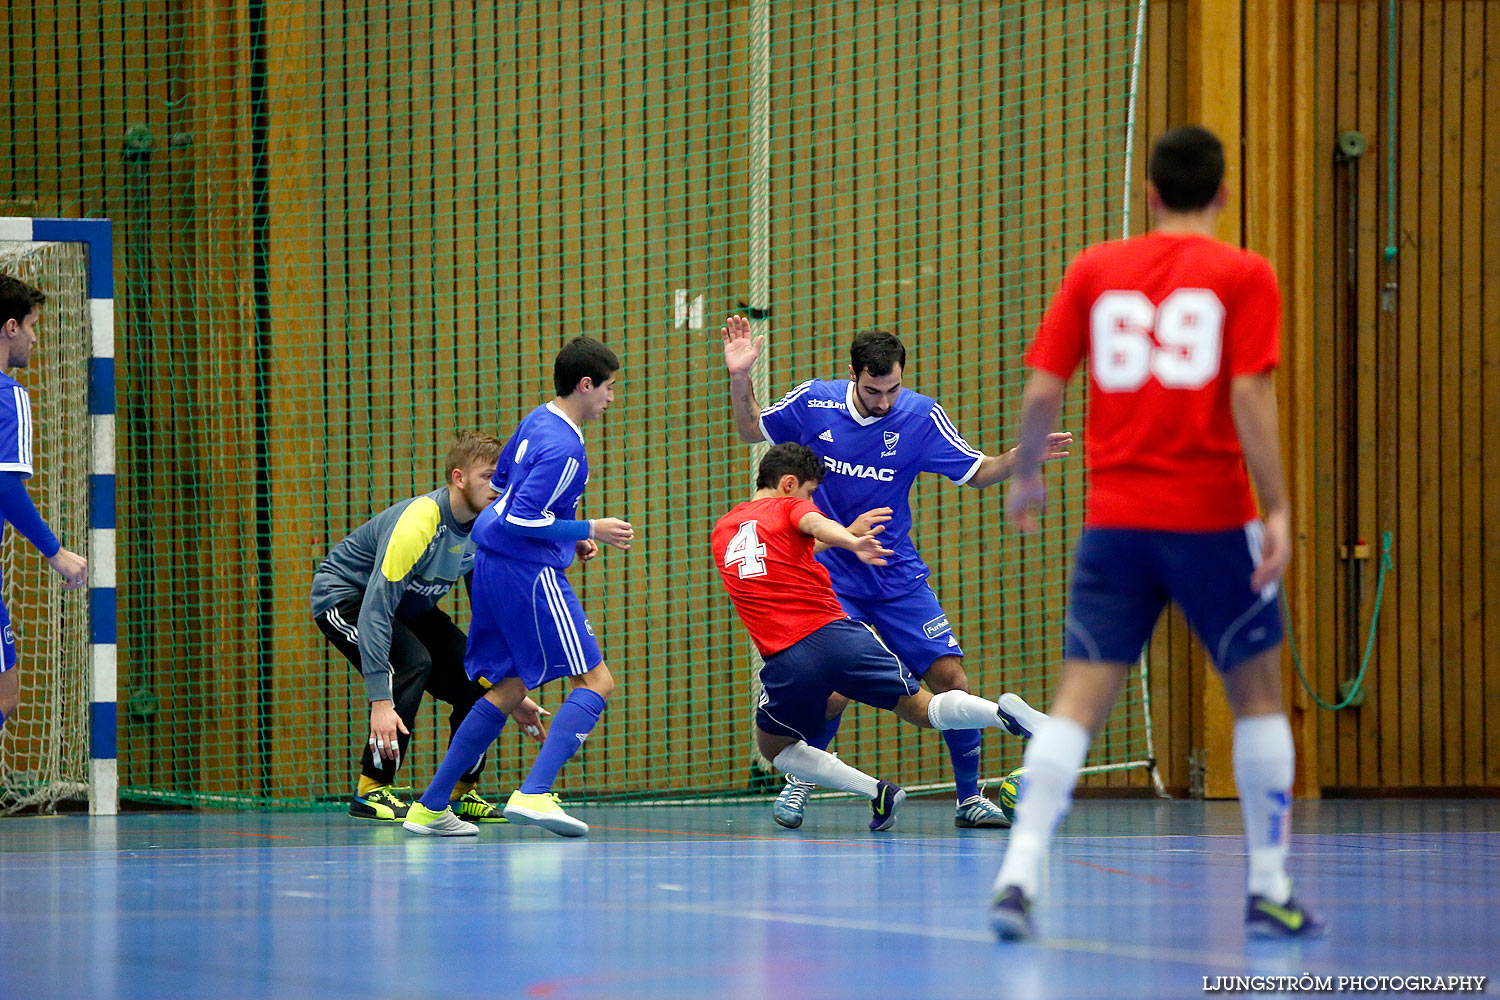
[812,507,891,555]
[797,509,892,565]
[964,432,1073,490]
[722,314,766,444]
[1006,371,1069,532]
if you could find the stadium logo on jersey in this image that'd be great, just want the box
[808,398,845,410]
[823,457,895,482]
[818,429,834,443]
[881,430,900,457]
[923,614,952,639]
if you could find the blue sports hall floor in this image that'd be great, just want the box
[0,797,1495,999]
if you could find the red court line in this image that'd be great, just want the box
[1065,858,1189,887]
[223,832,296,840]
[587,824,875,848]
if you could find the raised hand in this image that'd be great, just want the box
[721,314,763,376]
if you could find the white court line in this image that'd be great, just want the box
[631,899,1275,973]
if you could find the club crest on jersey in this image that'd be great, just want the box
[881,430,900,457]
[923,614,952,639]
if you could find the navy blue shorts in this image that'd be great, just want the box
[756,618,920,742]
[465,551,602,690]
[1065,523,1283,673]
[836,583,962,676]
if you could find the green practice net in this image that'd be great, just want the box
[0,1,1154,809]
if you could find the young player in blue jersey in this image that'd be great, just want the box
[724,317,1066,829]
[404,336,634,838]
[0,275,89,732]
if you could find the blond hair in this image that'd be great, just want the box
[444,430,503,484]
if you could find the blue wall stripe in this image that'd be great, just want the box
[89,474,116,530]
[31,218,113,299]
[89,701,118,759]
[88,357,115,415]
[90,588,117,645]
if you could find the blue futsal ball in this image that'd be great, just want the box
[998,766,1028,822]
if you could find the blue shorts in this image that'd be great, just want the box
[0,599,14,673]
[756,618,920,742]
[464,551,602,690]
[1065,523,1283,672]
[836,584,962,676]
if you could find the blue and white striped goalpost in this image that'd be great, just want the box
[0,217,116,815]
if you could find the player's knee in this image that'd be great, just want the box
[756,729,795,763]
[824,692,849,720]
[922,655,969,693]
[0,689,18,720]
[576,662,614,700]
[894,692,935,729]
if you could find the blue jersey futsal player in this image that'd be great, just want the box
[0,275,89,733]
[404,336,634,838]
[724,319,1065,828]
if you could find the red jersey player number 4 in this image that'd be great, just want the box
[715,495,853,657]
[1025,231,1281,532]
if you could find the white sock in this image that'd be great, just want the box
[1234,713,1294,904]
[773,741,879,800]
[992,715,1090,898]
[926,690,1003,730]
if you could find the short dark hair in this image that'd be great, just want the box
[0,274,46,327]
[553,336,619,396]
[1148,126,1225,211]
[849,329,906,379]
[756,442,825,490]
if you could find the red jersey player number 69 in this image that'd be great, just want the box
[1090,287,1225,392]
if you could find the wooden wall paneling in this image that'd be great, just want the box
[1279,0,1321,798]
[680,1,712,789]
[1438,2,1469,787]
[1455,1,1485,787]
[265,0,327,798]
[1392,0,1423,790]
[1188,0,1241,799]
[185,0,253,797]
[1414,1,1444,788]
[1306,1,1338,792]
[319,0,358,795]
[1484,0,1500,789]
[46,0,81,214]
[1347,0,1380,789]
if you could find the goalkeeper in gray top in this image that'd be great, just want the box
[311,431,549,823]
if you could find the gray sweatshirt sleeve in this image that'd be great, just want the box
[353,495,443,702]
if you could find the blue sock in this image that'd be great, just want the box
[944,728,982,801]
[811,712,842,751]
[420,699,506,811]
[519,688,606,795]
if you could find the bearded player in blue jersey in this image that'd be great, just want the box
[724,317,1066,829]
